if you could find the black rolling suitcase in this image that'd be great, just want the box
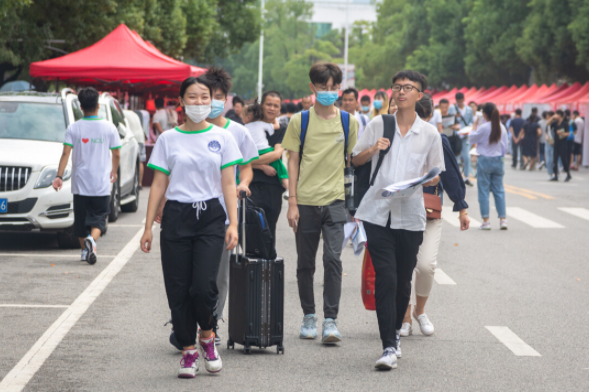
[227,194,285,355]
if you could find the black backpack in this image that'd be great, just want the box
[350,114,396,215]
[240,196,277,260]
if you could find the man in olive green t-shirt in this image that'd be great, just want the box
[282,62,358,345]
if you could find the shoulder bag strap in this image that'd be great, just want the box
[341,110,350,164]
[369,114,396,186]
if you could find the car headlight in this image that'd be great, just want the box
[34,165,72,189]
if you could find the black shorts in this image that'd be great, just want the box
[73,195,110,238]
[573,142,582,155]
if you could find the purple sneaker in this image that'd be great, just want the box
[199,334,222,373]
[178,350,199,378]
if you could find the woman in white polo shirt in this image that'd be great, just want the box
[140,76,242,379]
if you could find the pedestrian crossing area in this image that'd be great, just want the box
[442,207,589,229]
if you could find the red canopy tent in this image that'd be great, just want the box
[30,24,205,92]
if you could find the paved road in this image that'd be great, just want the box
[1,165,589,392]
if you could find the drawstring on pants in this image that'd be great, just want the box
[192,201,208,220]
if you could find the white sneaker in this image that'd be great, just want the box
[413,312,435,336]
[500,219,508,230]
[199,334,222,373]
[178,349,199,378]
[395,340,402,358]
[399,322,412,337]
[80,249,88,261]
[283,189,290,200]
[375,347,398,370]
[478,222,491,230]
[83,236,97,265]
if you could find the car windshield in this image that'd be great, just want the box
[0,101,66,142]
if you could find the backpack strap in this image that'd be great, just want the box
[299,110,310,158]
[341,110,350,164]
[369,114,396,186]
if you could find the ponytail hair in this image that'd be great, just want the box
[244,99,264,122]
[415,93,434,121]
[483,102,501,144]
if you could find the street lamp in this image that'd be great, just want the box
[257,0,265,102]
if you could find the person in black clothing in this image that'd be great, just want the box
[399,93,470,338]
[509,109,525,169]
[225,95,244,124]
[250,91,287,243]
[521,115,542,170]
[548,110,572,182]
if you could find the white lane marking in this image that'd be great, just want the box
[0,228,143,392]
[485,326,541,357]
[441,209,481,228]
[108,224,143,228]
[434,268,456,285]
[558,207,589,222]
[506,207,564,228]
[0,304,69,308]
[0,253,115,258]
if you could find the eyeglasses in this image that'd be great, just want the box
[392,84,421,93]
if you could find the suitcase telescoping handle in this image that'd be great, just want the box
[233,191,247,259]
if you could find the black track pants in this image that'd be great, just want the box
[160,199,226,348]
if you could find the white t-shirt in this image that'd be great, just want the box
[223,119,259,165]
[221,119,260,224]
[352,114,445,231]
[245,121,275,151]
[64,117,121,197]
[574,117,584,144]
[428,109,442,129]
[355,111,369,139]
[152,109,169,133]
[147,125,243,203]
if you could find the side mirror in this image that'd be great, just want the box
[118,124,127,139]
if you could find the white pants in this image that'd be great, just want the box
[410,218,443,306]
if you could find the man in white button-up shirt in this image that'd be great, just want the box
[352,70,445,371]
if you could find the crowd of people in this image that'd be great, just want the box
[53,59,582,378]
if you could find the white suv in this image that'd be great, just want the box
[0,89,140,248]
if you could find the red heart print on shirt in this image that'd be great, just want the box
[82,138,89,144]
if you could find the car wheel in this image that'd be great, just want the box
[121,165,140,213]
[108,178,120,222]
[57,226,80,249]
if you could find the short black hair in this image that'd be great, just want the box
[455,92,464,100]
[468,101,477,106]
[515,109,522,115]
[342,88,358,100]
[280,103,287,114]
[392,70,427,92]
[78,87,99,111]
[309,62,343,85]
[155,97,164,109]
[573,110,579,116]
[297,102,303,111]
[541,111,548,119]
[287,102,297,113]
[565,109,571,116]
[244,102,263,122]
[360,95,370,103]
[203,66,232,97]
[531,107,538,114]
[232,95,244,107]
[261,90,282,105]
[179,76,213,101]
[439,98,449,105]
[556,109,564,117]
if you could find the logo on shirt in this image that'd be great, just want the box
[208,140,221,153]
[335,133,345,144]
[78,138,104,144]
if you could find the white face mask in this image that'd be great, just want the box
[183,103,211,123]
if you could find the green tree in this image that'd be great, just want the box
[463,0,531,87]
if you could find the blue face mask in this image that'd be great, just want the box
[373,100,383,110]
[362,106,370,112]
[209,99,225,119]
[314,85,339,106]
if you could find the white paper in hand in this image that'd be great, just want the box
[376,167,441,199]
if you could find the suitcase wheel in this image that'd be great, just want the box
[227,339,234,350]
[277,345,284,355]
